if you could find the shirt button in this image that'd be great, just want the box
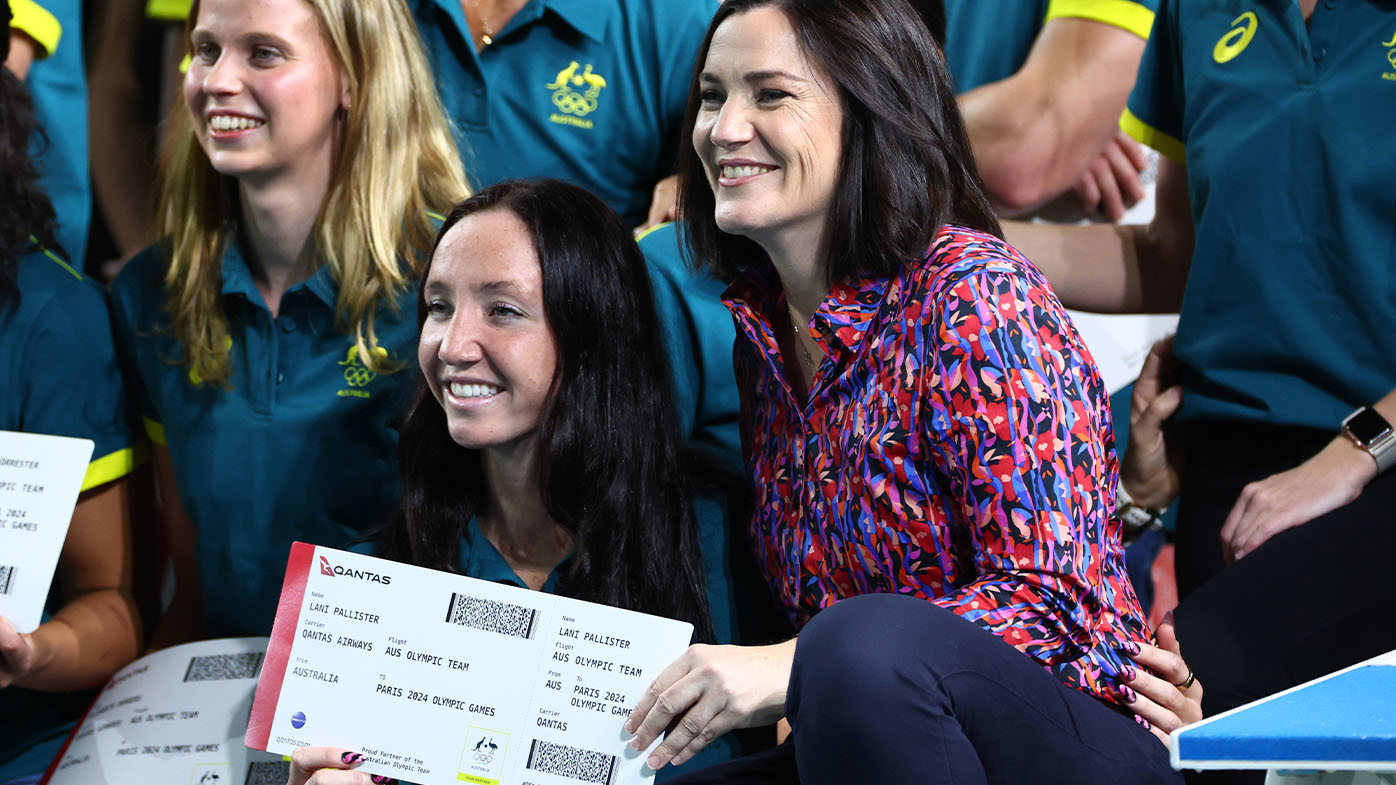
[473,87,485,97]
[279,317,296,333]
[1313,46,1326,61]
[277,372,285,385]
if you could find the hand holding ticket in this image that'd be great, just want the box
[247,543,695,785]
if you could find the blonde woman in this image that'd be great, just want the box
[110,0,468,644]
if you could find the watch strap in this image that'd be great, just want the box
[1342,406,1396,474]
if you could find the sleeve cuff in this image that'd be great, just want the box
[143,417,167,446]
[1119,107,1186,163]
[8,0,62,58]
[1045,0,1155,40]
[82,443,149,492]
[144,0,193,22]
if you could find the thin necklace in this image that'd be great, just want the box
[471,0,495,47]
[787,305,817,375]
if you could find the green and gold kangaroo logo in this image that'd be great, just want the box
[546,61,607,118]
[337,343,390,398]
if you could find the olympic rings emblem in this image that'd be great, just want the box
[343,365,377,387]
[552,88,598,117]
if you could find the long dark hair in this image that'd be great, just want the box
[378,179,714,641]
[678,0,999,283]
[0,10,62,311]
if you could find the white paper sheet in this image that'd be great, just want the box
[0,430,94,632]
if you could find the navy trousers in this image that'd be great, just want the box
[667,594,1181,785]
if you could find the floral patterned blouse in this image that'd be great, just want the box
[724,225,1150,703]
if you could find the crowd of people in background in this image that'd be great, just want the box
[2,0,1392,784]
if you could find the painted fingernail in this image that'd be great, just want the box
[370,776,396,785]
[1121,685,1138,703]
[341,752,363,765]
[1125,640,1141,655]
[1135,714,1151,730]
[1122,665,1138,682]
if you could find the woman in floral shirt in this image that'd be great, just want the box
[623,0,1202,783]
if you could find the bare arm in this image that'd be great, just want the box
[147,444,206,650]
[959,17,1147,214]
[1,478,142,691]
[4,29,38,79]
[1004,155,1194,313]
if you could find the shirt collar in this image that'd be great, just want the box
[218,233,338,311]
[723,257,898,363]
[538,0,609,44]
[458,517,567,593]
[417,0,609,45]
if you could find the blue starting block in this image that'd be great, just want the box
[1172,651,1396,785]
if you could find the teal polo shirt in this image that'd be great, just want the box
[13,0,91,264]
[638,222,741,478]
[945,0,1156,92]
[110,237,419,637]
[410,0,714,226]
[1123,0,1396,429]
[0,247,141,781]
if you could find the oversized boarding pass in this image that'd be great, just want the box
[246,543,695,785]
[0,430,93,632]
[43,637,288,785]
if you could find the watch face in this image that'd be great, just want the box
[1345,408,1393,447]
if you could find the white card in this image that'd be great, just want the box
[247,543,695,785]
[0,430,95,632]
[43,637,286,785]
[1066,311,1179,395]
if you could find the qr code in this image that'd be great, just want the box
[0,565,13,595]
[182,652,264,682]
[525,739,617,785]
[444,592,538,639]
[244,760,290,785]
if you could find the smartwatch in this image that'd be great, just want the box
[1342,406,1396,473]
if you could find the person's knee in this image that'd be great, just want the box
[792,594,966,712]
[1174,595,1274,715]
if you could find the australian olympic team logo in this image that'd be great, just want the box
[546,61,607,130]
[547,61,607,115]
[339,345,378,387]
[472,736,499,764]
[337,343,392,399]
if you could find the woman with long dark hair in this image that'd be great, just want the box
[621,1,1203,782]
[0,9,143,780]
[287,179,742,785]
[377,180,714,629]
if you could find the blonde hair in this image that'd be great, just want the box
[157,0,468,386]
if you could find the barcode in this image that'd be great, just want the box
[182,652,264,682]
[0,565,13,595]
[244,760,290,785]
[525,739,617,785]
[444,592,538,639]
